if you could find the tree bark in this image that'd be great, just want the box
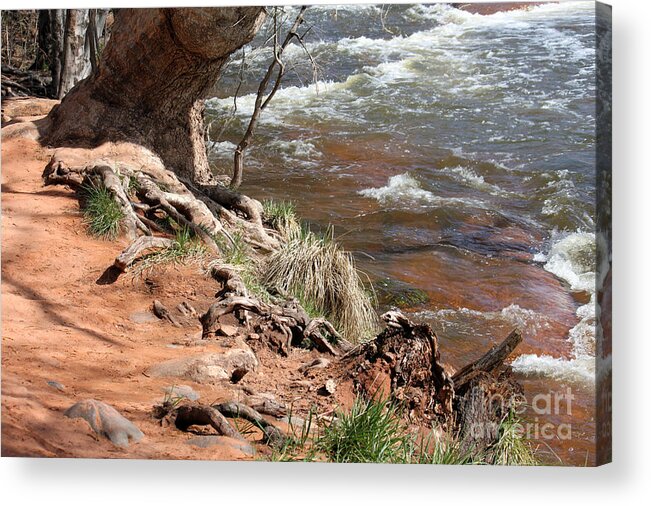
[58,10,91,99]
[30,9,109,98]
[43,8,266,184]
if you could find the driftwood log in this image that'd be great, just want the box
[452,328,522,394]
[340,310,523,453]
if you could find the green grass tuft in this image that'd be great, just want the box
[487,409,538,466]
[81,180,124,240]
[262,199,300,239]
[263,395,538,465]
[221,230,249,266]
[315,396,414,464]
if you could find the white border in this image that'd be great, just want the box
[2,0,650,504]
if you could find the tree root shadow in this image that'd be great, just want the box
[96,265,122,285]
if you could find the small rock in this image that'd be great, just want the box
[319,379,337,396]
[186,435,256,456]
[46,380,65,392]
[64,399,144,447]
[153,300,181,327]
[147,347,258,384]
[280,415,307,432]
[216,324,239,337]
[162,385,200,401]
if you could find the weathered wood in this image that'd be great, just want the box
[177,301,197,318]
[247,397,287,418]
[89,164,150,239]
[114,236,174,271]
[156,401,243,440]
[213,401,286,447]
[152,300,181,327]
[209,263,248,298]
[452,329,522,393]
[304,318,340,356]
[136,174,220,253]
[44,8,267,184]
[345,311,456,419]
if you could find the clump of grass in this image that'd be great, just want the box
[81,180,124,240]
[263,226,378,343]
[132,226,208,275]
[221,230,249,266]
[315,396,414,463]
[262,199,300,238]
[264,395,538,465]
[409,432,479,465]
[487,409,538,466]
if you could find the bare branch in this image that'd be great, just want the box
[230,6,308,189]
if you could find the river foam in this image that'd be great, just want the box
[514,231,597,385]
[358,173,486,211]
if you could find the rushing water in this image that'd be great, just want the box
[206,2,600,465]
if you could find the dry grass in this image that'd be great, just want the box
[263,227,379,343]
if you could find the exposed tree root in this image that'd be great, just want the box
[153,401,243,441]
[203,259,353,355]
[201,289,352,357]
[41,145,280,260]
[134,173,220,253]
[213,401,287,448]
[152,300,181,327]
[114,236,174,271]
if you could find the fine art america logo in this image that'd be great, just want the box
[469,388,575,441]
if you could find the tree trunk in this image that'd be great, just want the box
[58,10,90,98]
[43,8,266,184]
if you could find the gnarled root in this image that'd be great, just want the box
[213,401,287,448]
[134,173,220,253]
[181,178,280,252]
[41,144,282,266]
[152,401,244,441]
[201,264,352,356]
[114,236,174,271]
